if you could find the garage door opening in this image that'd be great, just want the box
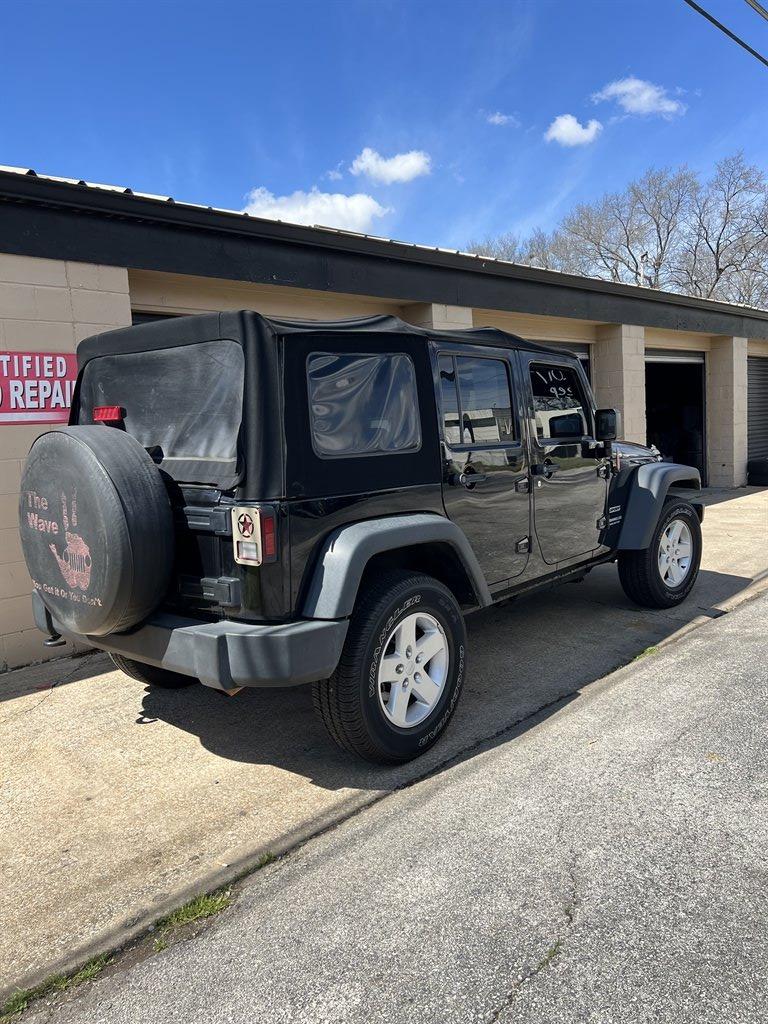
[645,351,706,484]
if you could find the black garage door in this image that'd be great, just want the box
[748,357,768,459]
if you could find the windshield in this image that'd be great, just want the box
[78,339,244,488]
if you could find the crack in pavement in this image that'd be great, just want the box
[485,848,581,1023]
[0,653,103,729]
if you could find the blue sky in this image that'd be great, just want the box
[2,0,767,249]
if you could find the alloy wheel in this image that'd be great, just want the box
[377,612,449,729]
[658,518,693,587]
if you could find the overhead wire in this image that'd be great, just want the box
[744,0,768,25]
[681,0,768,67]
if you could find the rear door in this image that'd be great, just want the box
[521,353,609,565]
[434,345,530,585]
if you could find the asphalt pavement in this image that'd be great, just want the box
[25,590,768,1024]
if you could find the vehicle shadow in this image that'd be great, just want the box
[139,564,754,793]
[0,649,111,705]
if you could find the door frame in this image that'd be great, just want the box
[428,340,532,584]
[516,348,609,565]
[644,348,707,486]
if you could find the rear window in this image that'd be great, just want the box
[78,339,244,488]
[307,352,421,457]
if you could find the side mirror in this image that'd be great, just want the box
[548,412,583,438]
[595,408,620,442]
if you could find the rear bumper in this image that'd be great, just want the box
[33,592,348,690]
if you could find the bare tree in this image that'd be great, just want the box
[674,154,768,302]
[465,153,768,309]
[464,231,525,262]
[628,167,696,288]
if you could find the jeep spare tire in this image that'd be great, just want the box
[19,426,173,636]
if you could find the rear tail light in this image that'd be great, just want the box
[93,405,123,424]
[261,513,276,560]
[231,506,278,567]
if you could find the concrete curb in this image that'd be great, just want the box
[653,569,768,653]
[3,570,768,1007]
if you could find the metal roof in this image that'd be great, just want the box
[1,163,767,337]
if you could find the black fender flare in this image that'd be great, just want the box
[300,513,492,620]
[616,463,701,551]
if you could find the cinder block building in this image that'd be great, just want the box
[1,165,767,670]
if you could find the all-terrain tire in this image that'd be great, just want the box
[618,499,702,609]
[312,571,466,764]
[110,653,198,689]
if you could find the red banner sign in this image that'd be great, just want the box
[0,352,78,424]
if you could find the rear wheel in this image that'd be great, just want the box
[313,571,466,764]
[618,499,702,608]
[110,653,198,689]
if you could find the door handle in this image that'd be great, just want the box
[449,471,488,488]
[531,461,557,479]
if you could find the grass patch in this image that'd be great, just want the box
[155,888,233,932]
[537,939,562,970]
[243,851,276,876]
[632,645,659,662]
[0,954,112,1021]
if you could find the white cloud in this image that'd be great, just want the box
[350,147,431,184]
[544,114,603,147]
[242,186,390,232]
[326,168,343,181]
[486,111,520,127]
[592,77,686,118]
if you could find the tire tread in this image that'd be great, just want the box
[618,499,701,609]
[312,570,463,763]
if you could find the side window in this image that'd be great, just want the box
[529,363,589,439]
[307,352,421,457]
[438,354,515,446]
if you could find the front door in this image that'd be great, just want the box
[436,348,530,585]
[523,355,608,565]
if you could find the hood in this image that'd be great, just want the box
[613,439,662,464]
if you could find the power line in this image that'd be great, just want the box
[745,0,768,24]
[681,0,768,67]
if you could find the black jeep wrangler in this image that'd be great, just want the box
[19,312,703,763]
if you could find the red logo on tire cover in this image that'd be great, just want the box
[238,513,254,538]
[49,491,92,590]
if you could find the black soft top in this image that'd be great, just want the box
[74,311,576,498]
[76,310,568,366]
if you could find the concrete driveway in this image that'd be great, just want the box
[1,486,766,998]
[24,590,768,1024]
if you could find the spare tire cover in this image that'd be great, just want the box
[18,426,174,636]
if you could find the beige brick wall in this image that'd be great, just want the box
[706,336,748,488]
[0,254,131,672]
[404,303,473,331]
[591,324,646,443]
[472,308,599,343]
[128,269,404,320]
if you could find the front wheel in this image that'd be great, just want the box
[618,499,702,608]
[313,571,467,764]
